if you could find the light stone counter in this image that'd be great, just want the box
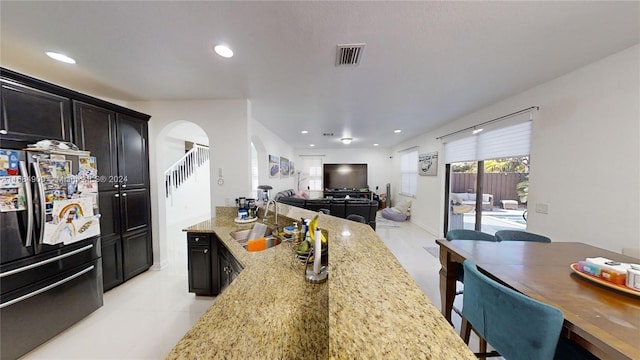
[167,204,475,359]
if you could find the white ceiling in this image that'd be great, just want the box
[1,1,638,149]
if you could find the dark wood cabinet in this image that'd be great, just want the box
[0,68,154,292]
[187,233,219,296]
[219,242,243,293]
[73,101,118,192]
[186,233,243,296]
[96,187,151,289]
[116,114,148,189]
[123,231,152,281]
[97,191,120,240]
[0,79,72,143]
[73,102,151,290]
[73,102,151,291]
[101,236,124,290]
[119,188,150,233]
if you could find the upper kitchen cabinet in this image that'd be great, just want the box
[1,78,72,143]
[116,114,148,189]
[73,101,118,191]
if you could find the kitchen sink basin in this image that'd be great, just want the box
[230,226,282,251]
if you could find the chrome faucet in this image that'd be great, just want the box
[263,199,278,226]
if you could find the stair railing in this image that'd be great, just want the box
[164,144,209,198]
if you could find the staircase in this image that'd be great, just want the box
[164,144,209,198]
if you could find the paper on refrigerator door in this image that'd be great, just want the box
[0,176,26,212]
[78,156,98,194]
[42,197,100,245]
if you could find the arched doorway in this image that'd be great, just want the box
[156,121,211,275]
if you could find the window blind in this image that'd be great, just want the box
[477,121,531,159]
[443,136,477,164]
[400,150,418,196]
[443,120,532,163]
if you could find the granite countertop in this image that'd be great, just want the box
[167,204,475,359]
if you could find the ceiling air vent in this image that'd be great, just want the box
[335,43,366,66]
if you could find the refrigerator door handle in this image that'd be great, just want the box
[20,160,34,247]
[32,161,46,245]
[0,244,94,278]
[0,265,95,309]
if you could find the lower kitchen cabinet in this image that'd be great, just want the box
[187,233,219,296]
[99,188,152,290]
[123,231,152,281]
[100,231,152,290]
[187,232,243,296]
[219,242,243,293]
[101,236,124,291]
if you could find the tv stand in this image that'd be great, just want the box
[323,189,371,199]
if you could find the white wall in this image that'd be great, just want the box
[249,117,296,197]
[128,99,251,268]
[162,122,211,226]
[293,147,393,196]
[161,137,187,171]
[165,164,211,225]
[393,44,640,252]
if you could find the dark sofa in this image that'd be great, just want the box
[274,189,378,229]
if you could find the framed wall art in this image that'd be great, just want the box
[419,151,438,176]
[269,155,280,178]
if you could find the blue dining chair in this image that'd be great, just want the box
[460,259,564,359]
[445,230,497,319]
[494,230,551,243]
[445,230,497,283]
[446,229,497,242]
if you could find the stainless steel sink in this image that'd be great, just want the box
[230,226,282,251]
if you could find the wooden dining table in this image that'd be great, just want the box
[436,240,640,360]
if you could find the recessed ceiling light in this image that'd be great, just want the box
[393,129,401,133]
[45,51,76,64]
[214,45,233,58]
[341,138,352,145]
[373,143,379,147]
[301,130,308,134]
[472,128,484,134]
[310,144,315,147]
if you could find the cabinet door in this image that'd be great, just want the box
[101,236,123,291]
[120,188,150,234]
[122,231,152,281]
[116,114,148,189]
[98,190,121,238]
[188,245,212,295]
[73,101,118,191]
[0,79,72,142]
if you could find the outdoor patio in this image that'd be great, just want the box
[457,207,528,235]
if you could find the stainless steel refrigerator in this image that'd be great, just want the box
[0,146,103,360]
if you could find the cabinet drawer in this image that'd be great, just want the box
[188,234,211,246]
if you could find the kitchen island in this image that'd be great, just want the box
[168,204,475,359]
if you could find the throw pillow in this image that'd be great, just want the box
[394,199,412,215]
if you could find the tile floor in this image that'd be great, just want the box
[21,216,473,359]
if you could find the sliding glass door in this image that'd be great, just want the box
[445,157,529,234]
[442,114,534,235]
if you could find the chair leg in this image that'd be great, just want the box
[460,317,471,344]
[478,337,487,360]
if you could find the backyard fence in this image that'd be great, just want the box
[451,172,528,206]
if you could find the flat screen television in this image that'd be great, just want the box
[323,163,368,190]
